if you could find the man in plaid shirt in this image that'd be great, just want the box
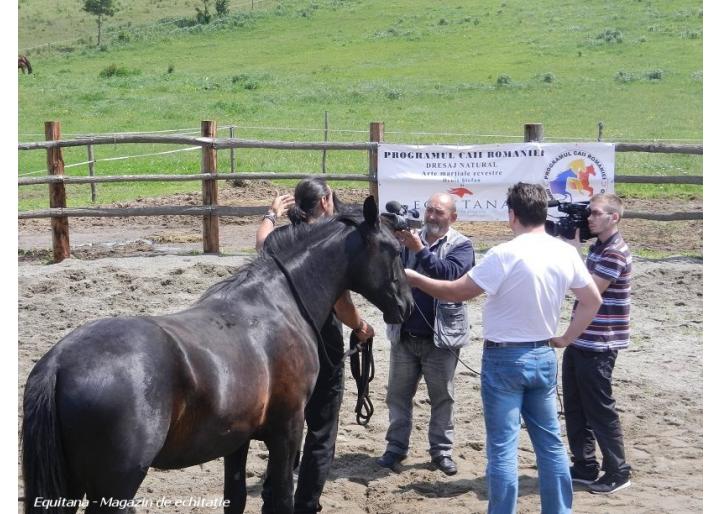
[563,193,633,495]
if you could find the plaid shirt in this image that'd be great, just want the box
[572,232,632,352]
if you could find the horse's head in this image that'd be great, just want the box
[345,196,413,324]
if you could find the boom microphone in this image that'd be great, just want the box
[385,201,404,214]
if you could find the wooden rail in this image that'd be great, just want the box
[614,142,702,155]
[17,173,703,187]
[18,206,703,221]
[18,172,372,186]
[18,136,376,151]
[18,136,702,155]
[18,121,703,262]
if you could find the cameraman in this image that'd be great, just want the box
[404,183,601,514]
[561,193,633,494]
[377,192,474,476]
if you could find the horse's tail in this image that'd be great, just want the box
[26,58,32,74]
[22,358,72,513]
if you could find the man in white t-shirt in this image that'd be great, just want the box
[405,182,601,514]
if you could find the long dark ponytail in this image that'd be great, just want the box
[288,178,344,225]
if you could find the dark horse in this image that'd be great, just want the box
[18,55,32,74]
[22,197,413,514]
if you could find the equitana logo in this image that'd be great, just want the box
[544,153,609,202]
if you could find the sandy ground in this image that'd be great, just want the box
[17,184,703,513]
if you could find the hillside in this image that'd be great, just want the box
[18,0,703,207]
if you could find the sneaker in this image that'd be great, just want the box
[376,451,406,469]
[588,473,632,494]
[570,465,600,485]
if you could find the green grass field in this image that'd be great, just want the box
[18,0,703,210]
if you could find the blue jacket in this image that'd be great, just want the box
[386,227,475,349]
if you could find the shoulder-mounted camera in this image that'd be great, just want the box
[381,201,422,231]
[545,200,592,242]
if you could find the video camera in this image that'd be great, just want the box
[381,201,422,231]
[544,200,592,242]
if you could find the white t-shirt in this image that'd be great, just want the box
[468,232,592,342]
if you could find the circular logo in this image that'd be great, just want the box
[543,153,609,202]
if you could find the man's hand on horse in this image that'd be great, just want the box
[395,229,423,253]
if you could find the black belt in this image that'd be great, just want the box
[401,330,433,340]
[484,339,550,349]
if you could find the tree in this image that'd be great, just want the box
[195,0,211,24]
[215,0,230,17]
[82,0,118,47]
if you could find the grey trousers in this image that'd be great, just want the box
[384,334,459,459]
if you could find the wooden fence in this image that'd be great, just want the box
[18,121,703,263]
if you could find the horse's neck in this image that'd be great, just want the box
[278,229,353,327]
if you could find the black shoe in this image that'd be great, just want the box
[376,451,406,469]
[588,472,632,494]
[431,455,457,476]
[570,465,600,485]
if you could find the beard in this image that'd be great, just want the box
[425,222,443,237]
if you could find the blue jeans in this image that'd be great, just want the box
[481,346,572,514]
[384,335,459,458]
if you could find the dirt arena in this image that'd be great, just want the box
[18,185,703,513]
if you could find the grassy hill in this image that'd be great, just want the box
[18,0,703,209]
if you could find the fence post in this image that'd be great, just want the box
[524,123,544,142]
[229,125,236,173]
[369,121,384,203]
[87,143,97,202]
[597,121,604,142]
[322,111,328,174]
[45,121,70,262]
[201,120,220,253]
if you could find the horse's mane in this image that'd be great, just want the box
[262,213,361,259]
[196,213,363,303]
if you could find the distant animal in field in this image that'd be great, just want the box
[18,55,32,74]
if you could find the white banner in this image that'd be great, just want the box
[378,143,615,221]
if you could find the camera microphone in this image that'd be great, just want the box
[385,201,404,214]
[547,199,560,208]
[381,201,422,230]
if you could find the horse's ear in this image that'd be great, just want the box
[363,196,379,229]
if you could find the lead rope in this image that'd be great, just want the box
[347,331,375,425]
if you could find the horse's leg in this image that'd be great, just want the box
[56,364,171,513]
[224,441,251,514]
[262,415,305,514]
[83,468,148,514]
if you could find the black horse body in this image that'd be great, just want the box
[22,199,413,513]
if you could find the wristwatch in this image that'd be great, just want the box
[262,211,277,225]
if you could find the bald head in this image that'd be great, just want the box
[428,192,457,213]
